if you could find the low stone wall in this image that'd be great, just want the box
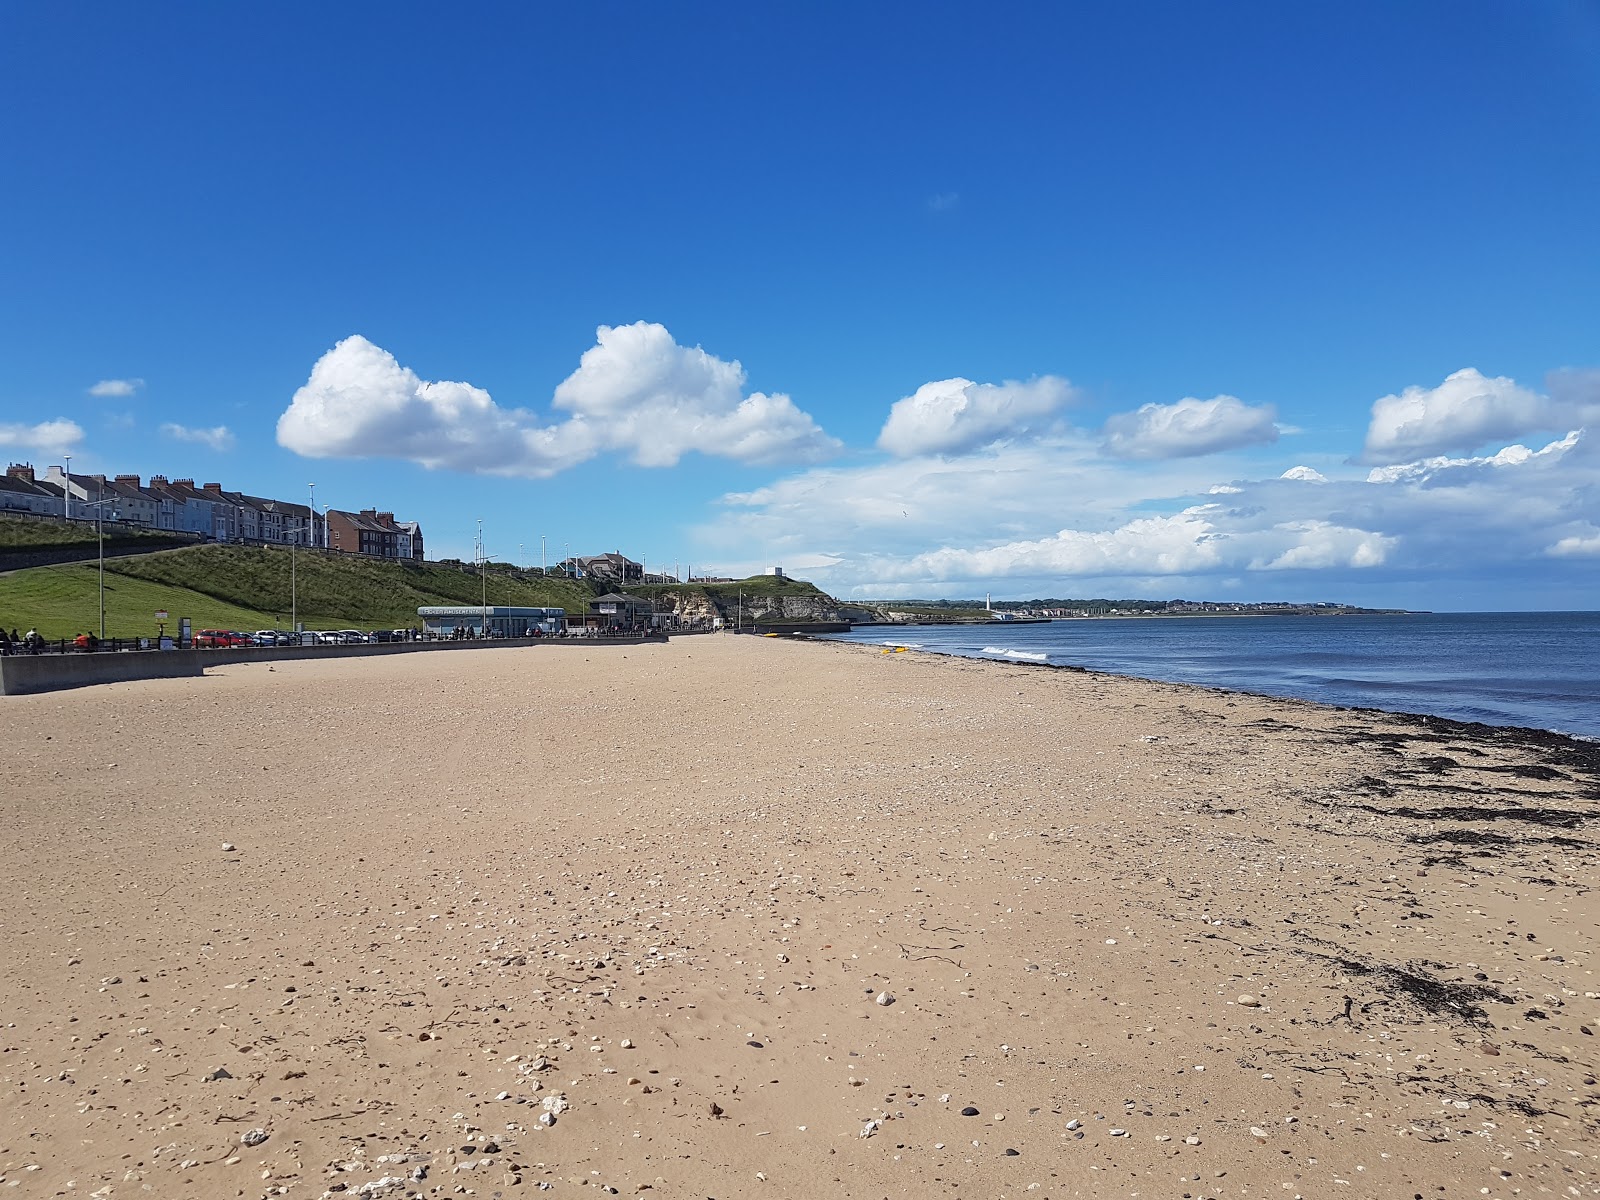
[201,634,665,667]
[0,539,198,573]
[0,650,203,696]
[1,634,669,697]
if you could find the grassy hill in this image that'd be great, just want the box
[0,513,194,556]
[0,543,596,639]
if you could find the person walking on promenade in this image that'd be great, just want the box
[24,628,42,654]
[0,627,11,655]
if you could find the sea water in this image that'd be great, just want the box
[820,611,1600,739]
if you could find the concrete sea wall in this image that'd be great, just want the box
[1,635,667,697]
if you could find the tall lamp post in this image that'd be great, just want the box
[62,453,72,520]
[80,496,119,639]
[308,483,317,548]
[541,534,546,574]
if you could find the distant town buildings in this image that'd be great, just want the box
[1,463,423,562]
[558,551,679,585]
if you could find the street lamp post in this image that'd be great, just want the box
[308,483,316,548]
[62,453,71,520]
[541,535,546,574]
[79,496,118,640]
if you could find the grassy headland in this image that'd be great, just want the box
[0,543,594,639]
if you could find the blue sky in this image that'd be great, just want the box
[3,2,1598,608]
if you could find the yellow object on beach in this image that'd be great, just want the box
[882,646,908,654]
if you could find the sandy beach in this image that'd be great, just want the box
[1,634,1596,1200]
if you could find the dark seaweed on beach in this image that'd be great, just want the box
[1290,938,1514,1027]
[1405,829,1590,849]
[1347,800,1590,828]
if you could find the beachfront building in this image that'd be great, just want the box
[565,552,643,584]
[417,605,566,639]
[19,463,407,552]
[328,508,426,561]
[588,592,655,630]
[1,465,65,515]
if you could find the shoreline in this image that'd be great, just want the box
[2,636,1595,1198]
[821,617,1600,742]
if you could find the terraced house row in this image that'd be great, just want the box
[0,462,424,561]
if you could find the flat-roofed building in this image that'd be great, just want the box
[417,605,567,639]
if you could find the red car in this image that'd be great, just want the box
[193,628,250,648]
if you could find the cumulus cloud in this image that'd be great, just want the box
[1357,367,1596,463]
[277,325,839,477]
[160,422,235,452]
[882,508,1393,583]
[0,418,84,455]
[877,376,1074,457]
[553,322,840,467]
[698,416,1598,600]
[1547,526,1600,558]
[1102,395,1279,460]
[88,378,144,398]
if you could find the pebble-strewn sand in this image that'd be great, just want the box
[2,635,1596,1200]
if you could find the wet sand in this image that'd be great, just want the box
[1,634,1596,1199]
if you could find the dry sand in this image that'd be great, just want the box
[1,634,1596,1200]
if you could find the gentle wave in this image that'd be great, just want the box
[980,646,1051,661]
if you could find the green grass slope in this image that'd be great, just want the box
[0,562,280,640]
[0,513,190,555]
[0,543,598,639]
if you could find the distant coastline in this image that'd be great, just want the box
[853,600,1422,626]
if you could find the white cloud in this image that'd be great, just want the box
[277,325,839,477]
[553,322,840,467]
[0,418,84,455]
[88,378,144,398]
[1547,526,1600,558]
[881,509,1392,583]
[877,376,1074,457]
[1103,395,1279,459]
[1359,367,1598,463]
[160,422,235,452]
[1363,430,1578,484]
[697,417,1599,600]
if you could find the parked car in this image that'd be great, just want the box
[253,630,279,646]
[314,631,343,645]
[194,628,248,648]
[339,629,368,644]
